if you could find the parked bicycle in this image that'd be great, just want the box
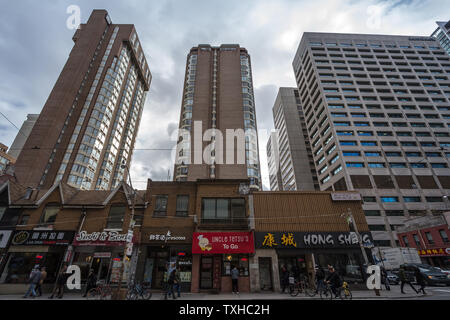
[289,275,316,297]
[126,282,152,300]
[86,280,113,300]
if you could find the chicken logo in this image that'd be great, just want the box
[197,234,212,251]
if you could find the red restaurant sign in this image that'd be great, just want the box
[192,232,254,254]
[417,247,450,257]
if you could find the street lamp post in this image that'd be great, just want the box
[113,161,137,300]
[341,208,380,296]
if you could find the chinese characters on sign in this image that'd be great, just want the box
[149,230,187,242]
[11,230,74,246]
[256,232,373,249]
[417,248,450,257]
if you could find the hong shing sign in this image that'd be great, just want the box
[255,232,373,249]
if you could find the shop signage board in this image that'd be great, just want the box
[417,247,450,257]
[149,230,187,242]
[10,230,74,246]
[331,192,361,201]
[192,232,254,254]
[0,230,12,248]
[255,231,373,249]
[94,252,112,258]
[72,231,137,246]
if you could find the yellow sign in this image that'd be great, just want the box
[281,233,297,247]
[262,233,277,247]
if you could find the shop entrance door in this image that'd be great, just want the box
[91,258,111,282]
[259,257,273,291]
[200,256,213,289]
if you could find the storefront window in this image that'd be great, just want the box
[106,205,125,229]
[315,251,364,283]
[1,252,62,284]
[39,204,60,227]
[222,254,249,276]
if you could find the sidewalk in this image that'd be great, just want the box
[0,285,429,300]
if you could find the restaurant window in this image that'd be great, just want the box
[176,195,189,217]
[39,203,60,227]
[154,195,168,217]
[106,205,125,229]
[222,254,249,277]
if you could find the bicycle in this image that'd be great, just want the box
[126,282,152,300]
[289,275,316,297]
[86,280,113,300]
[319,282,335,300]
[338,281,352,300]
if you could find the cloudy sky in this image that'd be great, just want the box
[0,0,449,190]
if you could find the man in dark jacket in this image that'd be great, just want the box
[381,266,390,291]
[280,265,289,293]
[82,269,97,297]
[414,268,427,295]
[399,266,417,294]
[325,266,342,298]
[315,265,325,293]
[49,264,69,299]
[165,268,177,300]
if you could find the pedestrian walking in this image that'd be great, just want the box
[231,265,240,294]
[165,268,177,300]
[82,269,97,297]
[381,266,390,291]
[23,266,41,298]
[414,267,427,295]
[399,265,417,294]
[280,265,289,293]
[174,267,181,298]
[49,264,69,299]
[35,266,47,296]
[314,265,325,293]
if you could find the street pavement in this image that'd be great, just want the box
[1,284,449,300]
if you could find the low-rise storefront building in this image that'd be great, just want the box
[0,180,146,294]
[249,191,373,292]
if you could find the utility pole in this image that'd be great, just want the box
[341,208,380,296]
[113,162,137,300]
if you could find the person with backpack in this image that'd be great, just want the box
[325,266,342,298]
[23,266,41,298]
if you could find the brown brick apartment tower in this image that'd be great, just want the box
[174,44,262,190]
[13,10,151,190]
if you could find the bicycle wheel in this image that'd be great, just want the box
[340,288,352,300]
[320,287,333,300]
[142,289,152,300]
[102,286,112,300]
[304,283,317,297]
[86,288,100,300]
